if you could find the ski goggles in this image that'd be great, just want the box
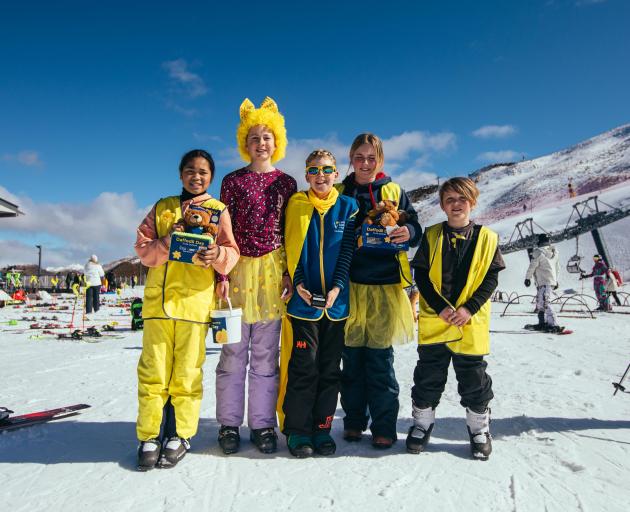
[306,165,337,175]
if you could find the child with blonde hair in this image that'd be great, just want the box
[408,177,505,460]
[338,133,422,449]
[280,149,358,457]
[216,97,297,454]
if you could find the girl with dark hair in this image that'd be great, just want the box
[133,149,240,470]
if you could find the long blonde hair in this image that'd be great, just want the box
[348,133,384,172]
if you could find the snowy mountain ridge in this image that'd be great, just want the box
[413,124,630,227]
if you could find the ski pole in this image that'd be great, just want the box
[612,362,630,396]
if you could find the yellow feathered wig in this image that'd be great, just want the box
[236,97,287,164]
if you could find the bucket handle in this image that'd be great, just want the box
[218,297,233,313]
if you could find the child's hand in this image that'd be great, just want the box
[215,281,229,301]
[195,245,220,267]
[439,307,455,324]
[389,226,410,243]
[170,221,185,235]
[281,274,293,301]
[296,283,312,305]
[450,307,471,327]
[325,287,341,308]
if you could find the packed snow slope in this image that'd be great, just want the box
[1,282,629,512]
[414,123,630,223]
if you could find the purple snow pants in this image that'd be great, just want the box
[215,319,281,429]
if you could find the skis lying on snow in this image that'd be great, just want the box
[523,324,573,335]
[0,404,91,432]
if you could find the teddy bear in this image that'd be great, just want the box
[182,205,219,238]
[364,199,409,229]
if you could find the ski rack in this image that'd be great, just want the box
[499,292,595,319]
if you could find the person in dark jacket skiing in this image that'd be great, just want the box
[338,133,422,449]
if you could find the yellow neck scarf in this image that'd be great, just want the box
[308,187,338,215]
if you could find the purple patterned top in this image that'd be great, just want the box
[220,168,297,257]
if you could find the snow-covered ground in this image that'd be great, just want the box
[1,279,629,511]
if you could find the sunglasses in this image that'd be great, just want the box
[306,165,337,175]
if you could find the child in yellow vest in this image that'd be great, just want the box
[408,177,505,460]
[134,149,239,470]
[338,133,422,449]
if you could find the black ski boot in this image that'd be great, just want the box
[466,408,492,460]
[218,425,240,455]
[312,432,336,456]
[406,405,435,454]
[137,438,161,471]
[158,436,190,468]
[250,427,278,454]
[287,434,314,458]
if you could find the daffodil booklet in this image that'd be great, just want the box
[168,232,215,265]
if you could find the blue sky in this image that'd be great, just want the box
[1,0,629,267]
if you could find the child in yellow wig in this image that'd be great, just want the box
[215,97,297,455]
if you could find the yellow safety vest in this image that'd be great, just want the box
[418,223,498,356]
[142,195,224,323]
[335,181,413,287]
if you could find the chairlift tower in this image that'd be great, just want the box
[500,195,630,268]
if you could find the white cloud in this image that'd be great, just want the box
[162,59,208,98]
[472,125,517,138]
[217,130,455,188]
[383,131,456,160]
[0,186,147,267]
[391,170,438,191]
[2,150,43,167]
[476,150,521,162]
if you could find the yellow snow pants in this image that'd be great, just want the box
[136,318,208,440]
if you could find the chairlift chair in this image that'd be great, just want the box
[566,254,583,274]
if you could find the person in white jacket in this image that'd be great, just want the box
[606,268,622,307]
[524,234,562,332]
[84,254,105,315]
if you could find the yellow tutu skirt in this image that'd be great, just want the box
[229,248,286,324]
[345,282,414,348]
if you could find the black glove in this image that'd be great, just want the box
[553,283,559,290]
[524,279,531,287]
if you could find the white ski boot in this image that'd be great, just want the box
[466,408,492,460]
[406,404,435,454]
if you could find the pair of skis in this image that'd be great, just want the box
[0,404,91,432]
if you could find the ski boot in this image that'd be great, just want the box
[250,427,278,454]
[158,436,190,468]
[312,432,336,456]
[342,429,363,442]
[466,408,492,460]
[218,425,240,455]
[406,404,435,454]
[137,438,161,471]
[287,434,314,458]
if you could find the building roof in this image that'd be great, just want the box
[0,197,24,218]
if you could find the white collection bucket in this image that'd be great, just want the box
[211,299,242,344]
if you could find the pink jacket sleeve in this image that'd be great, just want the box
[212,209,239,275]
[134,205,171,268]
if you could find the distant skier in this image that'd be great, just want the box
[606,267,622,307]
[581,255,610,312]
[524,233,563,333]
